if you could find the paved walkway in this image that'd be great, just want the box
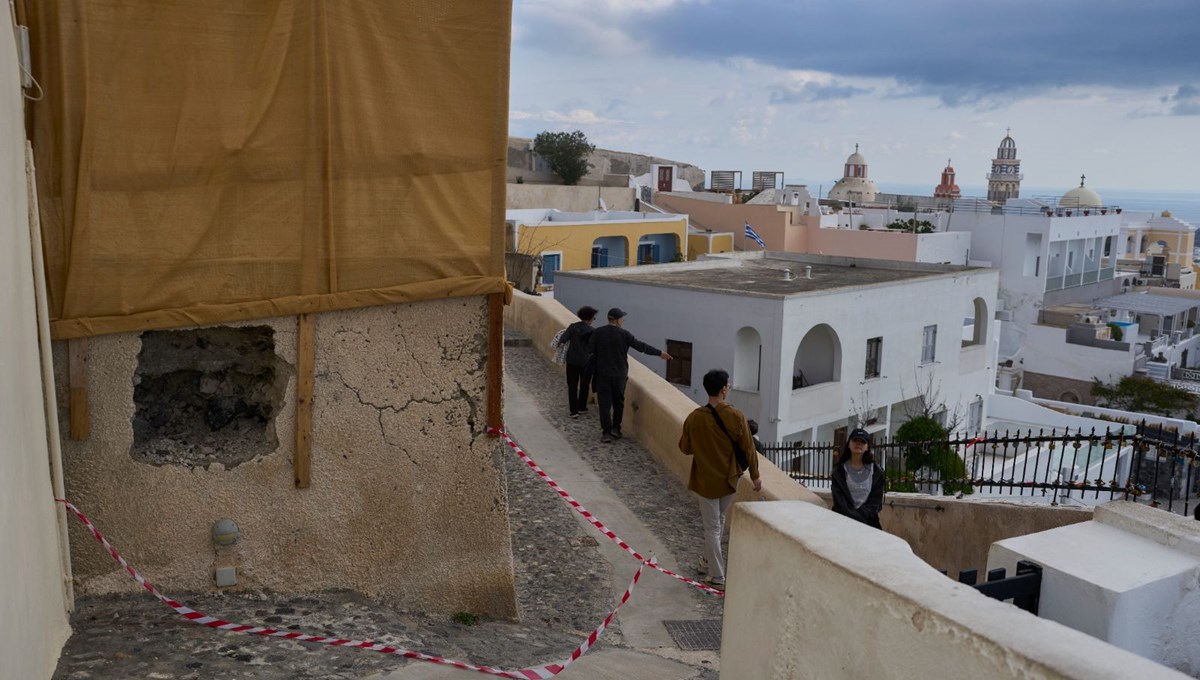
[52,343,721,679]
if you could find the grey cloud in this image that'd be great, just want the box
[769,81,870,104]
[1162,84,1200,115]
[516,0,1200,106]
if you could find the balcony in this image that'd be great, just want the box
[788,381,843,424]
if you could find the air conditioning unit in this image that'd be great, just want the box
[995,310,1014,322]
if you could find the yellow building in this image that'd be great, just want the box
[1120,210,1197,289]
[506,209,689,288]
[686,228,735,260]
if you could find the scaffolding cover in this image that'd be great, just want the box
[26,1,511,339]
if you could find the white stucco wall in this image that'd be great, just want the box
[722,501,1187,680]
[914,229,972,264]
[0,9,72,678]
[1023,324,1133,383]
[555,258,999,442]
[989,502,1200,675]
[951,210,1122,359]
[505,184,635,212]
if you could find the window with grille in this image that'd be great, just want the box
[865,337,882,379]
[921,325,938,363]
[666,340,692,386]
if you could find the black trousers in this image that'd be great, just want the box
[565,362,592,414]
[595,375,627,434]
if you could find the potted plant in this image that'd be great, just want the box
[1065,210,1073,217]
[1116,208,1123,215]
[1083,210,1090,216]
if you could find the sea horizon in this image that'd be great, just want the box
[783,179,1200,228]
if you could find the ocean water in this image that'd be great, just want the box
[877,182,1200,228]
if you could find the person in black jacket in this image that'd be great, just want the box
[561,305,598,417]
[587,307,671,443]
[830,428,885,529]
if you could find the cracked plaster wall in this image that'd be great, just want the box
[55,298,517,617]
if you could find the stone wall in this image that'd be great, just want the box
[507,137,705,190]
[57,298,517,617]
[1022,370,1099,404]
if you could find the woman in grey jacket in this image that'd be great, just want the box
[830,428,885,529]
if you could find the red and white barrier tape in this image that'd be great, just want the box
[489,427,725,597]
[56,498,643,679]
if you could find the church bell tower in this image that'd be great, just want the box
[986,129,1022,203]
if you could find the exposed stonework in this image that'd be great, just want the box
[132,326,291,469]
[56,297,517,617]
[1021,371,1099,405]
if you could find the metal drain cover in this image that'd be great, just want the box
[662,619,722,651]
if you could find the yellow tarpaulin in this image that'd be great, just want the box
[25,1,511,339]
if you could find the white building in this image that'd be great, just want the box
[554,252,999,443]
[949,195,1123,359]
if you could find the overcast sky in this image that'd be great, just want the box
[509,0,1200,194]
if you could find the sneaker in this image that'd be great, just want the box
[697,557,708,574]
[611,429,623,440]
[569,412,579,419]
[704,576,726,589]
[601,432,613,444]
[577,408,589,414]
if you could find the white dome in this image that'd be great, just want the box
[846,151,867,165]
[1060,179,1102,209]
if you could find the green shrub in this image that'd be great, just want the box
[894,416,972,495]
[452,611,479,626]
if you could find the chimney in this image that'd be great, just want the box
[804,265,813,279]
[783,268,794,281]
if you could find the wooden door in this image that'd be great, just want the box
[657,166,673,192]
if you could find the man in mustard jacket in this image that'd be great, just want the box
[679,369,761,588]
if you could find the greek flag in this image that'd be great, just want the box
[744,222,766,248]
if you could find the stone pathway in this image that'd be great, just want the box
[51,342,720,680]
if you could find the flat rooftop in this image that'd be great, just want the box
[555,252,986,298]
[1093,291,1200,316]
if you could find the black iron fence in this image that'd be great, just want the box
[760,423,1200,516]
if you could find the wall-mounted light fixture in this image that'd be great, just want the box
[212,519,239,547]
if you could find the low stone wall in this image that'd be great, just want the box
[811,489,1093,574]
[504,291,820,505]
[57,298,517,618]
[721,501,1188,679]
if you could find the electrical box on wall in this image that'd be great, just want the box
[16,25,32,89]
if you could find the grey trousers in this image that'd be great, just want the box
[697,492,735,581]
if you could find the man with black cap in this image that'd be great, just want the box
[587,307,672,443]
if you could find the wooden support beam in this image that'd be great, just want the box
[294,313,316,488]
[68,338,89,441]
[487,292,504,436]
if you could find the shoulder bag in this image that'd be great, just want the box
[705,404,750,471]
